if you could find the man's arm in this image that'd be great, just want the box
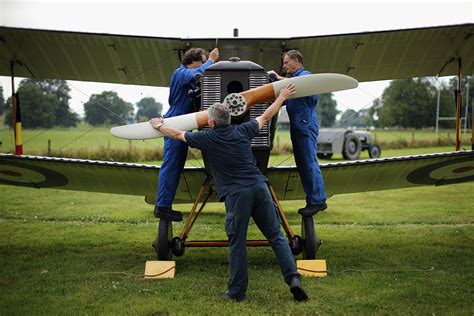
[255,84,295,129]
[149,118,187,142]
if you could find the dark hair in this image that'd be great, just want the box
[182,48,209,66]
[283,49,304,64]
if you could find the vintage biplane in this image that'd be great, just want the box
[0,24,473,260]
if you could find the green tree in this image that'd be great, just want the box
[0,85,4,115]
[135,97,163,122]
[84,91,133,126]
[21,79,79,127]
[339,109,365,127]
[367,98,383,127]
[316,93,339,127]
[4,83,59,128]
[442,75,473,129]
[378,78,435,128]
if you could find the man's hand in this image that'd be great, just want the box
[149,117,164,129]
[256,84,296,129]
[267,70,286,81]
[209,48,219,63]
[149,117,187,142]
[278,84,296,100]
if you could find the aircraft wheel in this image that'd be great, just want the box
[342,133,362,160]
[289,235,303,255]
[368,144,382,158]
[301,216,321,259]
[152,219,173,260]
[171,237,185,257]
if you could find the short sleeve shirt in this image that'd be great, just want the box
[185,119,267,200]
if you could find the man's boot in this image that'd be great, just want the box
[289,275,309,301]
[153,206,183,222]
[298,202,327,217]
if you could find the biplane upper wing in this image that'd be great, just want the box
[1,151,472,204]
[1,23,473,86]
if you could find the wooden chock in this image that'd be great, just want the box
[297,259,328,278]
[144,261,176,279]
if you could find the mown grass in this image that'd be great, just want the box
[0,181,473,314]
[1,122,471,161]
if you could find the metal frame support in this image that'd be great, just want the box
[455,58,462,151]
[10,61,22,155]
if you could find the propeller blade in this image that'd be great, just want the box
[111,73,358,140]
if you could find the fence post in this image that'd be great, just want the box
[47,139,51,156]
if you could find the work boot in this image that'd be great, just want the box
[289,276,308,302]
[153,206,183,222]
[218,290,245,302]
[298,202,327,217]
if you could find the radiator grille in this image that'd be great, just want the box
[200,72,271,149]
[249,74,270,148]
[201,75,221,110]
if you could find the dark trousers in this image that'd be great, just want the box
[224,181,298,299]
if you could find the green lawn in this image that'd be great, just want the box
[1,121,473,313]
[0,181,473,314]
[1,123,471,160]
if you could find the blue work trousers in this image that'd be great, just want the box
[224,181,299,300]
[156,137,188,208]
[291,129,326,205]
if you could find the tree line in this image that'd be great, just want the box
[338,77,473,129]
[0,77,472,129]
[0,79,163,128]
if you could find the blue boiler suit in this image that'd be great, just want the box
[156,60,213,209]
[286,67,327,205]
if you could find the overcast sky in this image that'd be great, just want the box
[0,0,472,116]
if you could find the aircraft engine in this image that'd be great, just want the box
[199,57,277,171]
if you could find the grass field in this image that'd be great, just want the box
[0,180,473,314]
[1,122,472,158]
[1,123,473,313]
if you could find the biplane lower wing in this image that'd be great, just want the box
[1,151,472,204]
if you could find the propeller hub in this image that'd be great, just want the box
[223,93,247,117]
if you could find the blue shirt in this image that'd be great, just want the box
[285,67,319,135]
[185,119,268,200]
[165,59,214,118]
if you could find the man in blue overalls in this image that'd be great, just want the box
[149,84,309,302]
[273,49,327,216]
[154,47,219,222]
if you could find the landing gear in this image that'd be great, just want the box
[289,235,304,255]
[301,215,321,259]
[152,219,173,260]
[150,179,323,261]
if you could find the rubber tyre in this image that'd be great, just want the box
[153,219,173,260]
[301,216,321,259]
[368,144,381,158]
[289,235,303,256]
[317,153,333,160]
[342,133,362,160]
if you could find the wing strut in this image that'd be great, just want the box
[10,61,22,155]
[455,58,462,151]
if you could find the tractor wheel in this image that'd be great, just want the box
[368,144,382,158]
[317,153,333,160]
[342,133,362,160]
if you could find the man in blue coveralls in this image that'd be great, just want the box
[154,47,219,222]
[149,84,309,302]
[272,49,327,216]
